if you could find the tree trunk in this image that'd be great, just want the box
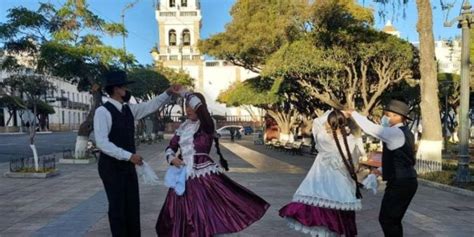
[74,85,102,158]
[267,109,297,142]
[31,103,39,171]
[5,111,13,133]
[415,0,443,172]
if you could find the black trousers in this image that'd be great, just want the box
[379,178,418,237]
[99,156,141,237]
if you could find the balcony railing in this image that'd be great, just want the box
[180,11,197,16]
[60,100,90,111]
[160,11,176,17]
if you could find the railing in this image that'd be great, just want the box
[205,61,219,67]
[60,100,90,110]
[180,11,197,16]
[182,55,191,60]
[224,115,253,122]
[9,156,56,172]
[168,115,254,122]
[160,11,176,17]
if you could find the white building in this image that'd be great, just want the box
[0,70,92,132]
[434,39,461,75]
[409,39,461,75]
[153,0,261,118]
[382,21,461,75]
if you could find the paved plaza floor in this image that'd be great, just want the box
[0,136,473,237]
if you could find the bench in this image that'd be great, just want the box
[358,151,382,172]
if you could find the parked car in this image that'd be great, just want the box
[216,125,244,138]
[243,126,253,135]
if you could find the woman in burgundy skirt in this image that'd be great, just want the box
[156,91,269,237]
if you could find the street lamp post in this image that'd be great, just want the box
[443,83,449,149]
[121,0,139,70]
[179,37,185,112]
[444,0,473,183]
[179,37,184,70]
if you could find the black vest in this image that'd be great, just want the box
[382,126,417,181]
[100,102,136,161]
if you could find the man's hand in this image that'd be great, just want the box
[341,110,354,118]
[170,157,185,167]
[166,84,182,95]
[130,154,143,166]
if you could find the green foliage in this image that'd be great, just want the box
[199,0,308,72]
[0,0,134,93]
[217,77,281,107]
[3,74,55,102]
[28,100,55,115]
[155,65,194,87]
[438,73,460,107]
[0,95,26,110]
[202,0,417,115]
[419,171,474,191]
[127,67,170,100]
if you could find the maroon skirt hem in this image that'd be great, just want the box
[279,202,357,236]
[157,172,270,237]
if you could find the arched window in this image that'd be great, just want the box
[170,0,175,7]
[182,29,191,46]
[181,0,188,7]
[169,30,177,46]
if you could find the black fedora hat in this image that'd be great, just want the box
[384,100,412,120]
[103,70,135,87]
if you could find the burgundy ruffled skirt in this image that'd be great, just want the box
[156,156,270,237]
[279,202,357,236]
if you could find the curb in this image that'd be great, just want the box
[59,158,96,164]
[418,178,474,197]
[0,132,27,135]
[3,170,60,179]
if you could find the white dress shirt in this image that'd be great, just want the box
[94,92,171,161]
[351,111,405,151]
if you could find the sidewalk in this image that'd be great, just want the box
[0,137,472,236]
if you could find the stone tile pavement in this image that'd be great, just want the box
[0,136,472,237]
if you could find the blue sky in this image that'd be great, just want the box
[0,0,464,65]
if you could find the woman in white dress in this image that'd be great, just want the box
[279,110,363,237]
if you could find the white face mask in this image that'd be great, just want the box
[381,116,391,127]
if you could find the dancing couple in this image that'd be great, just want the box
[94,70,269,237]
[280,101,418,237]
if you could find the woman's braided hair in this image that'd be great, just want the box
[328,110,362,199]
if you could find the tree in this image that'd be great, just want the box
[156,64,194,87]
[4,74,54,171]
[262,35,417,115]
[438,73,461,141]
[128,66,171,136]
[0,95,25,132]
[28,100,55,131]
[218,77,299,141]
[128,66,170,100]
[203,0,417,117]
[198,0,308,73]
[370,0,443,171]
[0,1,133,158]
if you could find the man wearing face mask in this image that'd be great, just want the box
[94,70,181,236]
[343,99,417,237]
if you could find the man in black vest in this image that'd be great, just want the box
[94,70,180,236]
[344,99,418,237]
